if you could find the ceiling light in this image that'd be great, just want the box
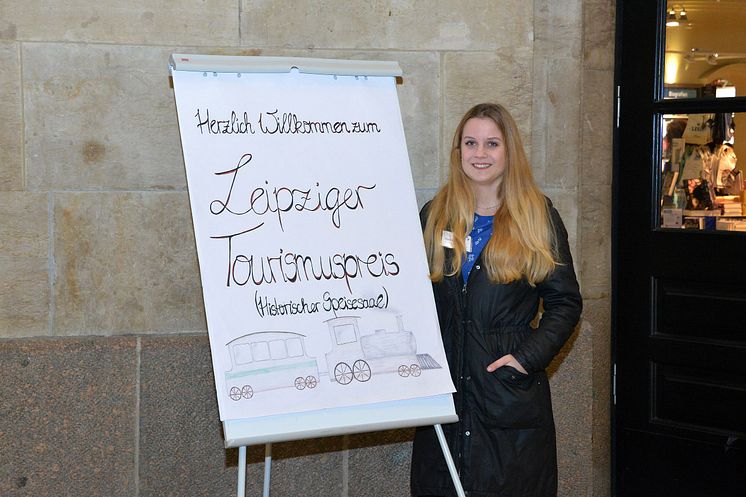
[666,5,690,27]
[666,8,679,26]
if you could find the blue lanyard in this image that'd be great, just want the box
[461,213,493,283]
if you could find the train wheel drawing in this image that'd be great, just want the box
[352,360,372,382]
[229,386,242,401]
[295,377,307,390]
[410,364,422,377]
[398,365,411,377]
[241,385,253,399]
[334,362,354,385]
[305,375,318,388]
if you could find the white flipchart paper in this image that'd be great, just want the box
[172,68,455,421]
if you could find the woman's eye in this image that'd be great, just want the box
[488,141,499,148]
[464,139,476,147]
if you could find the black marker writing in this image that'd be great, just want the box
[322,287,388,314]
[253,287,389,318]
[258,109,381,135]
[210,153,376,230]
[213,232,400,292]
[254,292,321,317]
[195,109,255,135]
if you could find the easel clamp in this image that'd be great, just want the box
[169,53,403,77]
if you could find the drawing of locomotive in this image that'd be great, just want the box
[324,315,442,385]
[224,331,320,401]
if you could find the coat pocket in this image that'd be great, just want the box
[481,366,545,429]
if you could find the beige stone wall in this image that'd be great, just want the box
[0,1,614,496]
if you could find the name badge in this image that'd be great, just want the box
[441,230,454,248]
[441,231,472,252]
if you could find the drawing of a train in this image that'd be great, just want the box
[223,315,441,400]
[224,331,320,401]
[324,315,441,384]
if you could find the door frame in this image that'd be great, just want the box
[612,1,746,496]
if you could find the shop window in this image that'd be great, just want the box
[664,2,746,99]
[660,112,745,230]
[660,2,746,231]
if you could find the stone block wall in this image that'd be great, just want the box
[0,1,615,496]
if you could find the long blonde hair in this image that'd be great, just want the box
[423,103,557,285]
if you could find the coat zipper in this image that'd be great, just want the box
[456,259,477,479]
[456,255,482,484]
[456,277,467,477]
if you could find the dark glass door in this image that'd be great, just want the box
[614,1,746,496]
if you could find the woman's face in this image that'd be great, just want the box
[460,117,507,192]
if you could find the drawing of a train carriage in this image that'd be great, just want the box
[324,315,442,385]
[224,331,320,401]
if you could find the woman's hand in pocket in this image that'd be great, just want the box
[486,354,528,374]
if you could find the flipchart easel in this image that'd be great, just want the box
[169,53,465,497]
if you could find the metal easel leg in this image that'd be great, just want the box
[237,445,247,497]
[434,424,465,497]
[262,443,272,497]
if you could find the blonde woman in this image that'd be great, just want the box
[410,103,582,497]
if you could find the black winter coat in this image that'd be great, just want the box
[410,200,582,497]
